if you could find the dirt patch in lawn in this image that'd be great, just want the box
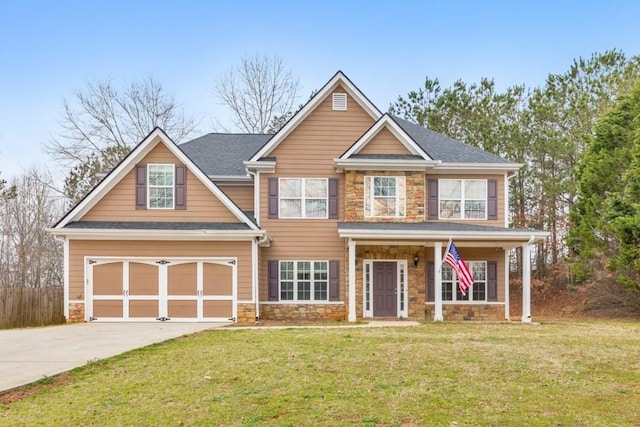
[0,373,73,406]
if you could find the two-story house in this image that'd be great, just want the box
[49,71,548,324]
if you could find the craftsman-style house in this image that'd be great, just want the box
[50,71,547,324]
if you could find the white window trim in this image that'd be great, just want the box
[278,178,329,219]
[442,260,487,303]
[438,179,488,220]
[362,259,408,318]
[147,163,175,209]
[279,260,329,302]
[364,176,406,218]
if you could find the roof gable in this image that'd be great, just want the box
[340,114,432,160]
[248,71,382,162]
[54,128,259,231]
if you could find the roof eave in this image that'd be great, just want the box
[243,160,276,173]
[47,228,265,241]
[334,158,440,172]
[434,162,523,173]
[338,228,549,241]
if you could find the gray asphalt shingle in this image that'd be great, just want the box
[64,221,252,230]
[338,221,541,233]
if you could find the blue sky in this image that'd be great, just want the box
[1,0,639,181]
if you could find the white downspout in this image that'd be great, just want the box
[252,237,259,320]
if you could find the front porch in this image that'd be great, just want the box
[340,222,549,323]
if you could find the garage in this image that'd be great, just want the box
[87,257,236,322]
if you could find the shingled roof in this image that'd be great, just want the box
[180,133,271,176]
[390,116,513,164]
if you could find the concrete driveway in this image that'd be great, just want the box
[0,322,227,393]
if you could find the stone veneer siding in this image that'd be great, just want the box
[355,245,427,320]
[260,303,346,321]
[345,171,425,222]
[236,303,256,323]
[67,303,85,323]
[424,304,505,321]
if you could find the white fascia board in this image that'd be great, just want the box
[334,158,440,172]
[248,71,381,162]
[243,160,276,173]
[47,228,264,241]
[341,115,432,160]
[209,175,253,183]
[338,228,550,241]
[434,162,523,174]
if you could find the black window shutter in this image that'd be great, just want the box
[328,178,339,219]
[175,165,186,210]
[329,260,340,301]
[487,261,498,302]
[427,261,435,302]
[268,177,279,219]
[268,260,279,301]
[487,179,498,220]
[135,164,147,210]
[428,179,438,220]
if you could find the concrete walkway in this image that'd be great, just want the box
[0,322,226,393]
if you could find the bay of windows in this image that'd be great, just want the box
[439,179,487,219]
[280,261,328,301]
[279,178,328,218]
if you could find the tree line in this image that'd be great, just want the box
[2,52,639,313]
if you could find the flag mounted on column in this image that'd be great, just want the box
[443,240,474,296]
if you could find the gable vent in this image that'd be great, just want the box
[332,93,347,111]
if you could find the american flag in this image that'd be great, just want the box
[443,241,474,296]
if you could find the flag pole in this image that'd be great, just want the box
[438,237,453,274]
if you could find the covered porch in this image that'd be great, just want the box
[338,222,549,322]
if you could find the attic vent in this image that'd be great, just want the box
[332,93,347,111]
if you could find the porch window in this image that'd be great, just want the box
[442,261,487,302]
[148,164,174,209]
[279,178,328,218]
[364,176,406,218]
[279,261,328,301]
[439,179,487,219]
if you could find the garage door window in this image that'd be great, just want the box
[148,164,174,209]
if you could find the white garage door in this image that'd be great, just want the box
[87,258,236,322]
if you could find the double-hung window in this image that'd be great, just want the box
[439,179,487,219]
[279,261,328,301]
[364,176,406,218]
[148,164,175,209]
[279,178,328,218]
[442,261,487,302]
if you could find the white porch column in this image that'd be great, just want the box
[504,249,510,321]
[521,242,532,323]
[348,239,357,322]
[434,241,443,322]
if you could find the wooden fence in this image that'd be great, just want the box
[0,286,65,329]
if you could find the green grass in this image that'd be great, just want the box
[1,321,639,426]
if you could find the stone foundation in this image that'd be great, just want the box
[67,303,85,323]
[424,304,505,321]
[236,303,257,324]
[260,303,346,321]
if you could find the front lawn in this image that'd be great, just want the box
[1,321,639,426]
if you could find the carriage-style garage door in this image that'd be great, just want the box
[87,258,236,322]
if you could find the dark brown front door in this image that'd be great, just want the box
[373,262,397,317]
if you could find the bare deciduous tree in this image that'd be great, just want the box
[0,169,63,287]
[46,77,198,204]
[216,54,300,133]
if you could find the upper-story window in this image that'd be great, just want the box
[148,164,175,209]
[439,179,487,219]
[364,176,406,218]
[279,178,328,218]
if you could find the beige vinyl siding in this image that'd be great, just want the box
[358,127,412,155]
[258,86,376,301]
[82,143,239,222]
[218,185,254,212]
[68,240,253,300]
[427,173,505,226]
